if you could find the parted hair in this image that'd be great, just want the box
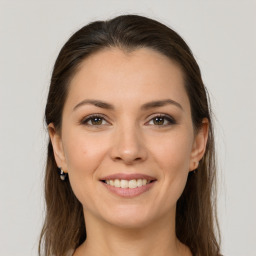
[39,14,221,256]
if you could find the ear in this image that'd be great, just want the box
[189,118,209,172]
[48,123,68,172]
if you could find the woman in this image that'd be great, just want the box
[39,14,221,256]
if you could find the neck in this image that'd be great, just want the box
[74,210,191,256]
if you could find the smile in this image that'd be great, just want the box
[103,179,151,188]
[100,173,157,197]
[101,180,156,197]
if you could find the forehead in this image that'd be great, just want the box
[66,47,190,112]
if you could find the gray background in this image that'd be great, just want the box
[0,1,255,255]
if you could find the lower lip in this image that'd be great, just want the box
[102,181,156,198]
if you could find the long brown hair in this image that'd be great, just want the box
[40,14,221,256]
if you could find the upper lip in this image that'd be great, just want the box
[100,173,157,181]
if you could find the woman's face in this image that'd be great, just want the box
[50,47,208,228]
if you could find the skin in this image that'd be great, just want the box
[49,47,208,256]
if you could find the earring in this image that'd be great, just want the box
[193,162,199,174]
[59,168,67,181]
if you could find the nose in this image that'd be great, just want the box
[110,124,148,165]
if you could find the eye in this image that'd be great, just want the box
[81,114,109,126]
[147,114,176,126]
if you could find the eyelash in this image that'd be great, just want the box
[146,114,176,126]
[80,114,109,126]
[80,114,176,127]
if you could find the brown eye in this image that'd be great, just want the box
[90,117,103,125]
[81,115,108,126]
[147,115,176,126]
[153,116,165,125]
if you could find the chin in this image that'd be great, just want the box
[101,205,156,229]
[107,216,152,230]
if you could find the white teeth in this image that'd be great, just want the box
[105,178,151,188]
[114,179,120,188]
[128,179,137,189]
[120,180,129,188]
[137,179,143,187]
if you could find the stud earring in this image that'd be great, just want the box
[193,162,199,174]
[59,168,67,181]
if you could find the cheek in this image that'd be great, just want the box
[149,129,193,204]
[62,130,102,176]
[63,130,106,173]
[62,131,109,209]
[152,130,193,173]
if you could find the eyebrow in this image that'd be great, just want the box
[141,99,183,111]
[73,99,183,111]
[73,99,114,111]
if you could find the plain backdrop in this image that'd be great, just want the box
[0,1,255,255]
